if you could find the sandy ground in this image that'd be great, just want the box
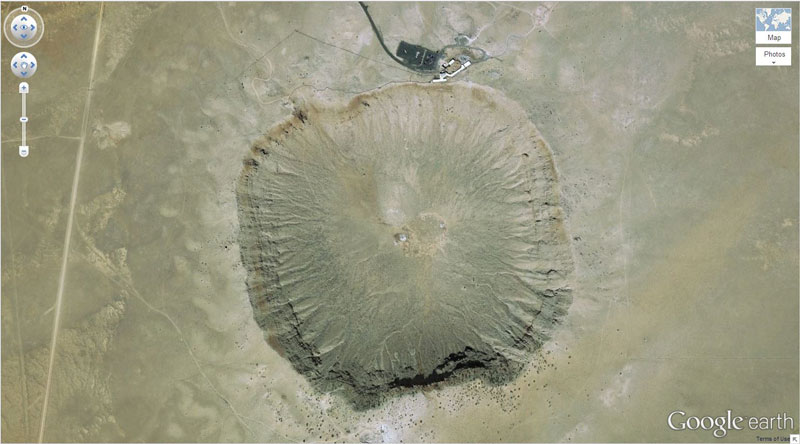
[1,2,798,442]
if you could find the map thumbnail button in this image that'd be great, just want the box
[755,8,792,44]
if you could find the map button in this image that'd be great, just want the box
[755,8,792,44]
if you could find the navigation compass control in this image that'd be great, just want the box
[10,52,37,79]
[10,14,37,41]
[3,5,44,48]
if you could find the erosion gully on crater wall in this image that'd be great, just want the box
[235,82,574,408]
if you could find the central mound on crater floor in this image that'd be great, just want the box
[237,83,573,405]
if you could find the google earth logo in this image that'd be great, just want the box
[668,410,795,438]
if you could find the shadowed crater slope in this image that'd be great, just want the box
[237,83,573,406]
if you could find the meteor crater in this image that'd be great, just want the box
[236,83,573,406]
